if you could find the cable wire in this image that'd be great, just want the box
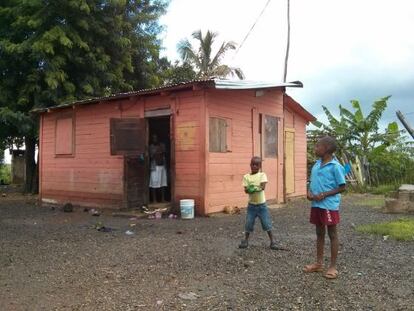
[233,0,272,59]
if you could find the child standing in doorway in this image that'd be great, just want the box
[304,136,346,279]
[239,156,280,250]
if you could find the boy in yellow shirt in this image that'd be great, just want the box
[239,156,279,250]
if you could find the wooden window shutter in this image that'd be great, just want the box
[110,118,146,155]
[209,117,228,152]
[55,117,74,155]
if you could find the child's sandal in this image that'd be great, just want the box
[303,263,324,273]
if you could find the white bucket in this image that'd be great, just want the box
[180,199,195,219]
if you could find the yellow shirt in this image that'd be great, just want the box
[242,172,268,205]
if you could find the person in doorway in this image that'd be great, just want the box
[304,136,346,279]
[149,134,167,203]
[238,156,280,250]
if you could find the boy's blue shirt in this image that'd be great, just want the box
[310,158,346,211]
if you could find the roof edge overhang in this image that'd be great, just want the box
[284,94,316,123]
[32,79,303,114]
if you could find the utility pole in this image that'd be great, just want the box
[283,0,290,82]
[396,110,414,139]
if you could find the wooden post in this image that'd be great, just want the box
[396,110,414,139]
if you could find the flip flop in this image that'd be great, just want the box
[270,242,285,250]
[303,263,324,273]
[324,268,338,279]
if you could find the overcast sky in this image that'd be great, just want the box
[160,0,414,127]
[3,0,414,163]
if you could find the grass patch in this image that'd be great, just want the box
[356,218,414,241]
[369,184,399,195]
[355,196,385,208]
[0,164,11,185]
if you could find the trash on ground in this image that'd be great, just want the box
[98,226,113,232]
[129,223,136,227]
[223,206,241,215]
[168,214,178,219]
[63,203,73,213]
[144,207,168,215]
[125,230,134,235]
[89,209,101,216]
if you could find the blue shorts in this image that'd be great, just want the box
[245,203,273,232]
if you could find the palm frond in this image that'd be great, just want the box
[210,41,236,68]
[177,38,201,69]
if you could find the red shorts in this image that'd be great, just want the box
[310,207,340,226]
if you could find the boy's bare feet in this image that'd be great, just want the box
[303,263,324,273]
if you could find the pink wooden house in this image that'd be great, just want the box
[36,79,315,215]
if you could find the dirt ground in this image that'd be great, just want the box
[0,191,413,311]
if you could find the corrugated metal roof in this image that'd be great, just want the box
[32,78,303,113]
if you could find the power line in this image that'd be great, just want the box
[233,0,272,59]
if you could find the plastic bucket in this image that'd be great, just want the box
[180,199,195,219]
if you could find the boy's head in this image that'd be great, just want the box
[315,136,337,157]
[250,156,262,174]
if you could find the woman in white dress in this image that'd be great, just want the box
[149,134,167,202]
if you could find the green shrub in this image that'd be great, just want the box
[356,218,414,241]
[0,164,11,185]
[369,184,399,195]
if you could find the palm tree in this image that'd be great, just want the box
[177,30,244,80]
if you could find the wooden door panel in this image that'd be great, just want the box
[285,130,295,194]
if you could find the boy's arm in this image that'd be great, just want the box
[307,190,314,201]
[314,184,346,201]
[258,182,267,191]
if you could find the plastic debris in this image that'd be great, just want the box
[125,230,134,235]
[155,212,162,219]
[383,235,389,241]
[89,209,101,216]
[63,203,73,213]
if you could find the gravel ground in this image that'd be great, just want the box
[0,192,413,311]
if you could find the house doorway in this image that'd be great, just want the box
[148,116,172,207]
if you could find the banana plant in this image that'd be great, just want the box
[308,96,401,186]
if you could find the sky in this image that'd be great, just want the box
[160,0,414,127]
[3,0,414,163]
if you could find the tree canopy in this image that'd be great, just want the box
[0,0,169,190]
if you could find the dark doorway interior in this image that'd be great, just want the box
[148,117,171,204]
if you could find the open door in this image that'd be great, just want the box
[110,118,148,208]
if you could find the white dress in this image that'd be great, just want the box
[149,143,167,188]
